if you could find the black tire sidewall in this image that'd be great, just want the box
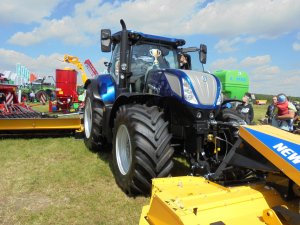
[112,104,174,196]
[83,89,104,151]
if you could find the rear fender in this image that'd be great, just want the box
[84,75,116,142]
[84,75,116,104]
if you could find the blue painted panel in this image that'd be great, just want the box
[97,75,116,103]
[244,127,300,171]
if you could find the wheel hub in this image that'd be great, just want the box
[116,124,132,175]
[84,98,92,138]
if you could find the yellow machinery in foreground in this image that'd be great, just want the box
[0,116,83,137]
[140,125,300,225]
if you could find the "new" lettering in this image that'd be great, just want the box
[273,143,300,164]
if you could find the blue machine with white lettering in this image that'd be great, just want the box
[211,125,300,191]
[240,125,300,187]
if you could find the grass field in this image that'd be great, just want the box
[0,104,268,225]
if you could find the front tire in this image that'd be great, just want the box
[218,108,247,142]
[112,104,174,196]
[83,90,106,151]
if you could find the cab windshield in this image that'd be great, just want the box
[130,43,179,78]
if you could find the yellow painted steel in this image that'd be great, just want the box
[0,118,82,131]
[240,125,300,145]
[140,126,300,224]
[240,125,300,187]
[139,176,289,225]
[63,54,88,85]
[263,208,284,225]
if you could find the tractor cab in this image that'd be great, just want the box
[101,26,207,94]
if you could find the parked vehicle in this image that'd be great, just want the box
[83,20,246,195]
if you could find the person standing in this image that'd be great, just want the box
[236,94,254,124]
[29,91,35,102]
[272,94,296,131]
[265,96,277,124]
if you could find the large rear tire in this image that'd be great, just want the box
[83,89,106,152]
[112,104,174,196]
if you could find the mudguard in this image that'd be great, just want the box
[86,75,116,104]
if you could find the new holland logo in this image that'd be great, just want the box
[201,75,207,82]
[273,143,300,164]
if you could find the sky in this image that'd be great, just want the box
[0,0,300,96]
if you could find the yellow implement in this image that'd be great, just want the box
[139,176,291,225]
[0,117,83,137]
[0,117,82,130]
[140,125,300,225]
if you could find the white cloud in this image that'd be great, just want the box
[209,57,238,72]
[292,42,300,51]
[190,0,300,38]
[240,55,271,68]
[8,17,90,46]
[251,65,281,82]
[0,48,66,76]
[0,0,62,24]
[7,0,300,46]
[214,38,240,53]
[7,0,201,46]
[214,36,259,53]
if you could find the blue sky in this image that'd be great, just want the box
[1,0,300,96]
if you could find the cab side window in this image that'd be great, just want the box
[110,44,120,84]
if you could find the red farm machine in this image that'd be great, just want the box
[52,68,81,112]
[50,54,99,113]
[0,82,82,136]
[0,83,40,118]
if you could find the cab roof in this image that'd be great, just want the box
[112,30,186,47]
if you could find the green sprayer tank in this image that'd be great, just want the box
[214,70,249,100]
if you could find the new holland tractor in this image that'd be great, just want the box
[83,20,246,195]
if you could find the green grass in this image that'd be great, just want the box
[253,104,268,124]
[0,138,147,225]
[0,104,268,225]
[28,103,49,113]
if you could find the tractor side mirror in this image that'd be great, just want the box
[199,44,207,64]
[101,29,112,52]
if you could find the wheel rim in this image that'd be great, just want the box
[84,98,92,139]
[116,124,132,175]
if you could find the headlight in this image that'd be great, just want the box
[182,78,198,104]
[216,92,223,105]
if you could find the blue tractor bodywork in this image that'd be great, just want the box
[84,20,245,195]
[146,68,222,109]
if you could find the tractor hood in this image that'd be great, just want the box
[146,69,223,109]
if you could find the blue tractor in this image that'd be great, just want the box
[83,20,246,195]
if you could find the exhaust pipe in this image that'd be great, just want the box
[119,19,129,92]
